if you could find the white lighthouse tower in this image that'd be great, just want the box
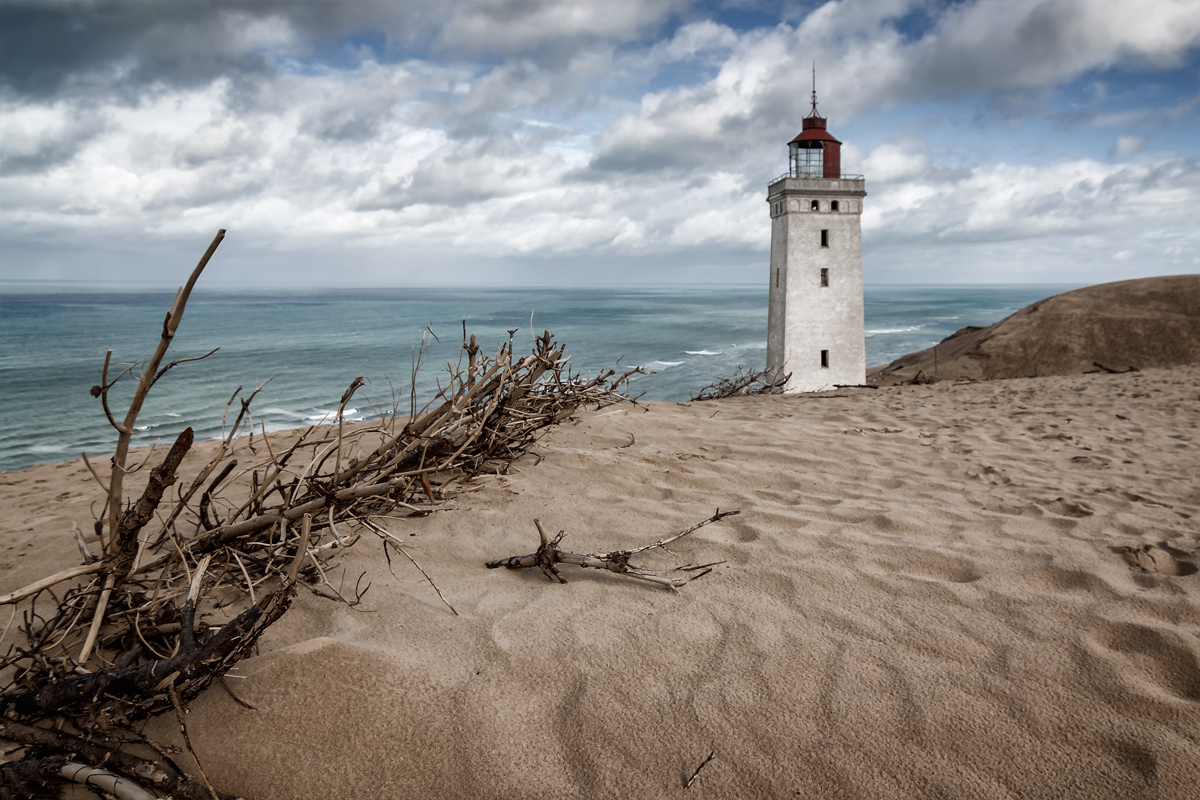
[766,78,866,392]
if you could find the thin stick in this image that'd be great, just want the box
[77,572,116,666]
[286,515,313,585]
[80,451,111,494]
[169,684,220,800]
[1,603,16,646]
[0,562,106,606]
[230,551,257,605]
[361,520,458,616]
[618,509,740,557]
[685,750,716,789]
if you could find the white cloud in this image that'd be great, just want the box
[861,141,933,183]
[1111,135,1147,157]
[862,152,1200,281]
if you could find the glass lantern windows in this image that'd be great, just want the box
[789,141,824,178]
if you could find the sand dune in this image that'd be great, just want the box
[870,275,1200,385]
[4,362,1199,798]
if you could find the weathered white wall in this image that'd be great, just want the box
[766,177,866,392]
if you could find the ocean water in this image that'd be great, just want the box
[0,283,1076,473]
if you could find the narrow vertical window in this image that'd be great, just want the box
[820,350,830,368]
[820,229,829,248]
[820,268,829,287]
[831,200,839,211]
[811,200,819,211]
[775,268,780,288]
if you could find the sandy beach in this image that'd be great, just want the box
[4,358,1198,798]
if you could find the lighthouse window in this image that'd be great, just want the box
[820,229,829,248]
[831,200,839,212]
[811,200,820,211]
[820,350,830,368]
[820,268,829,287]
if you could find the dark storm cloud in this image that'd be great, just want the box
[0,0,447,99]
[0,1,274,96]
[0,0,688,102]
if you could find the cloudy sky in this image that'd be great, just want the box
[1,0,1198,286]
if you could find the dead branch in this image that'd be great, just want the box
[0,720,240,800]
[486,510,738,590]
[1085,361,1139,374]
[0,563,105,606]
[684,750,716,789]
[103,229,226,558]
[692,367,789,400]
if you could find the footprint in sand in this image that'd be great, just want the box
[1105,489,1174,508]
[967,465,1011,486]
[979,501,1025,516]
[1037,497,1094,518]
[1086,621,1200,702]
[872,548,983,584]
[1115,544,1198,577]
[1070,455,1111,469]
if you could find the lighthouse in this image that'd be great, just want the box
[766,78,866,392]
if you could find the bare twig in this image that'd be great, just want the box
[486,510,738,590]
[685,750,716,789]
[362,519,458,616]
[692,366,789,400]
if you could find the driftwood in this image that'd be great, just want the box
[1085,361,1139,374]
[0,720,241,800]
[486,510,738,590]
[902,370,937,385]
[691,367,789,400]
[1,231,642,797]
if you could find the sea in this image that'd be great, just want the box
[0,283,1079,473]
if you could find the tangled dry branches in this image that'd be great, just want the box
[691,366,789,400]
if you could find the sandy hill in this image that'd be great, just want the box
[869,274,1200,385]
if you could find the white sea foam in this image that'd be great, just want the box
[653,361,685,367]
[685,350,722,356]
[866,327,923,336]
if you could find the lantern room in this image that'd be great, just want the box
[788,112,842,179]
